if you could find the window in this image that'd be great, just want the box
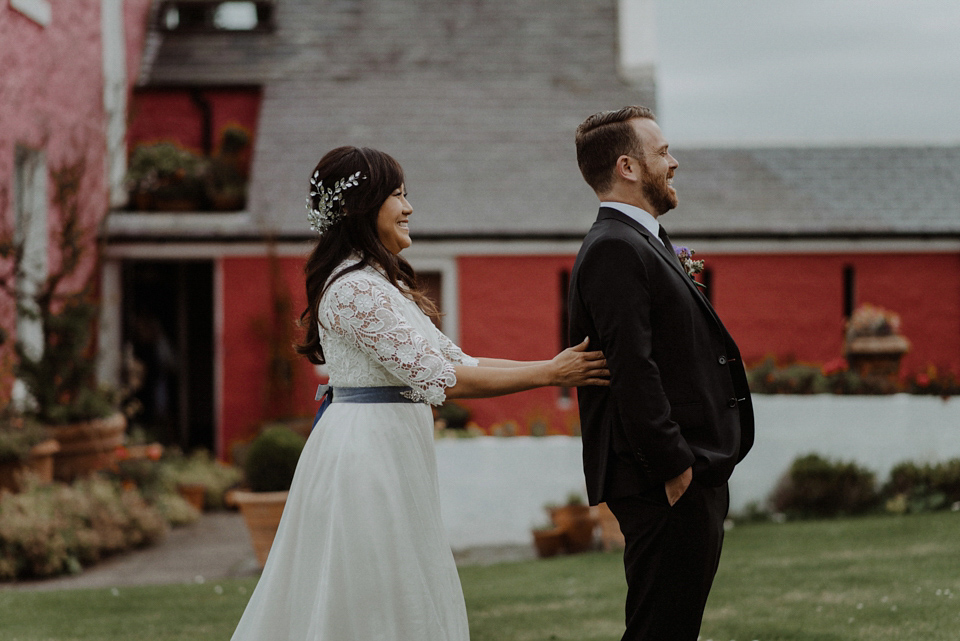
[843,265,856,319]
[160,1,274,32]
[12,146,47,404]
[10,0,52,26]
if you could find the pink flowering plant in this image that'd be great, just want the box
[845,303,901,341]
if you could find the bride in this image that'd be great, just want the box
[230,146,609,640]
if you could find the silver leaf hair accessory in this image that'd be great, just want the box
[306,170,366,234]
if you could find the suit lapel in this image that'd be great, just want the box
[597,207,724,330]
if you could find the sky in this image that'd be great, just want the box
[654,0,960,146]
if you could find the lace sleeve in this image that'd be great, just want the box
[320,275,457,405]
[433,329,479,367]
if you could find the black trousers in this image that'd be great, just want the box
[606,481,729,641]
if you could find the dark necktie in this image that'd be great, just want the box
[657,226,678,263]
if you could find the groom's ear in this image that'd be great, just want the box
[614,155,641,184]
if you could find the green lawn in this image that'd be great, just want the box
[1,511,958,641]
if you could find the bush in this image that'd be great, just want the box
[0,414,49,463]
[769,453,879,518]
[882,459,960,513]
[163,448,242,509]
[0,476,167,580]
[243,426,306,492]
[747,358,898,395]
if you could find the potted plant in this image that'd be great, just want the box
[540,492,597,555]
[0,410,59,493]
[231,425,306,567]
[126,142,208,211]
[205,126,250,211]
[844,303,911,385]
[531,522,565,558]
[163,448,242,512]
[1,160,125,481]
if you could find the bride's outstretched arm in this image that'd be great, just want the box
[446,338,609,399]
[473,357,549,368]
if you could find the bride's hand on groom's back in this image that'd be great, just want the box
[551,337,610,387]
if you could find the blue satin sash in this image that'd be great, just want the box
[312,385,418,428]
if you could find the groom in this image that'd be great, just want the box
[568,106,755,640]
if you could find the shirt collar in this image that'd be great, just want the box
[599,201,663,245]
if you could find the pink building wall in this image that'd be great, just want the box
[0,0,151,403]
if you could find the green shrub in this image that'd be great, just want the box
[769,453,879,518]
[243,426,306,492]
[163,448,242,509]
[882,458,960,513]
[0,414,49,463]
[0,477,167,580]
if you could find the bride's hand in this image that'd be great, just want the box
[550,337,610,387]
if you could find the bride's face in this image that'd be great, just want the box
[376,184,412,254]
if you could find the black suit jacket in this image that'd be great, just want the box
[569,207,754,505]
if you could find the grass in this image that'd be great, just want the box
[0,511,958,640]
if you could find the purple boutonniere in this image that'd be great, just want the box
[674,246,706,288]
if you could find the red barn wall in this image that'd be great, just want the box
[453,250,960,434]
[220,254,323,456]
[704,252,960,374]
[457,255,580,433]
[128,88,262,158]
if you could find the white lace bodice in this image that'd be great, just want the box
[318,261,478,405]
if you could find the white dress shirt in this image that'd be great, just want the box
[600,201,664,246]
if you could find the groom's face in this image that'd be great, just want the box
[631,119,679,215]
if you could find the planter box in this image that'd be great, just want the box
[52,412,127,481]
[0,439,60,493]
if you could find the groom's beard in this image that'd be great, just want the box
[641,163,677,216]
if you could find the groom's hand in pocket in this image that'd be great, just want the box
[665,467,693,506]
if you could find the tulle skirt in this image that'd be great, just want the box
[231,402,469,641]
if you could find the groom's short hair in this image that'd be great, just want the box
[575,106,656,195]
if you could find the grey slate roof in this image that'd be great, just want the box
[665,146,960,238]
[132,0,960,240]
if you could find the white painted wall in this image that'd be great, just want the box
[436,395,960,549]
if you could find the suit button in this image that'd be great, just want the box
[718,355,727,365]
[727,397,737,408]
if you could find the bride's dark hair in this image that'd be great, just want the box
[296,146,438,365]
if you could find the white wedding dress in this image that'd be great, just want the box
[231,261,477,641]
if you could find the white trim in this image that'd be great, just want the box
[668,237,960,254]
[101,0,129,208]
[213,257,226,459]
[11,0,51,26]
[406,256,461,345]
[103,235,960,261]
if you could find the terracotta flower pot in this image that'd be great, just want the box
[594,503,625,551]
[0,438,60,493]
[548,504,598,554]
[231,490,288,568]
[532,527,565,558]
[177,483,207,512]
[52,412,127,482]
